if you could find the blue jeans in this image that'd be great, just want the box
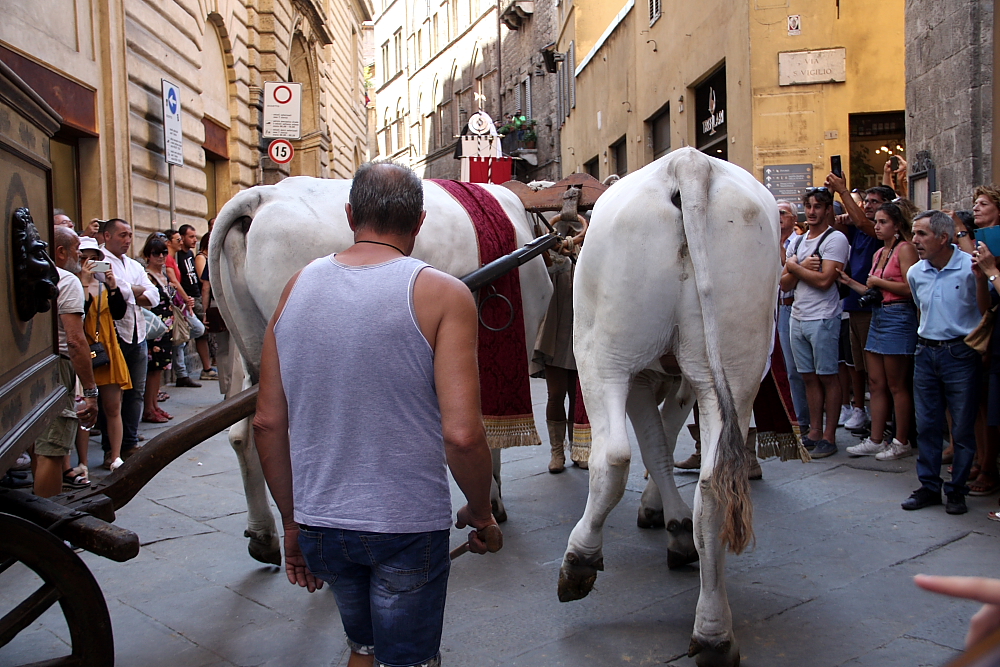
[779,304,810,428]
[298,527,449,667]
[790,316,841,376]
[913,341,979,496]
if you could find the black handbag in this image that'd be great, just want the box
[90,284,110,369]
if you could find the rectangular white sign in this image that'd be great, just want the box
[778,48,847,86]
[262,81,302,139]
[161,79,184,166]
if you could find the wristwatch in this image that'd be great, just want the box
[82,387,99,398]
[990,274,998,284]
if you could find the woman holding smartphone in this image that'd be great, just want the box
[79,237,131,471]
[837,203,918,461]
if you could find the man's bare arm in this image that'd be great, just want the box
[252,270,322,591]
[62,312,98,426]
[416,271,495,536]
[826,172,876,237]
[787,258,844,290]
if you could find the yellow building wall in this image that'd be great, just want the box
[749,0,906,187]
[559,0,904,190]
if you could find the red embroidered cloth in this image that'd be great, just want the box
[431,180,540,448]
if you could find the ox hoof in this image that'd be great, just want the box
[637,506,666,529]
[688,636,740,667]
[557,551,604,602]
[245,529,281,566]
[491,498,508,524]
[666,518,698,569]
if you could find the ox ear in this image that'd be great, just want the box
[671,191,682,210]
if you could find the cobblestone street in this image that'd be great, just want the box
[4,378,998,667]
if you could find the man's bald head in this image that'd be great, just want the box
[348,161,424,235]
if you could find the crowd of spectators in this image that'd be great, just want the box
[7,214,219,497]
[779,176,1000,518]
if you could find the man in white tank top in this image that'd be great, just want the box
[254,162,500,667]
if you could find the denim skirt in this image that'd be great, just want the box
[865,300,918,355]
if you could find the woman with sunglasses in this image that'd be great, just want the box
[141,235,176,423]
[837,203,918,461]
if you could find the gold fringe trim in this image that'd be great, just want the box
[571,424,591,462]
[756,430,812,463]
[485,415,541,449]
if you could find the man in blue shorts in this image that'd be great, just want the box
[780,187,850,458]
[254,161,500,667]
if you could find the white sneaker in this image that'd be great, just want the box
[847,437,887,457]
[838,404,852,427]
[109,457,124,472]
[845,406,869,430]
[875,439,913,461]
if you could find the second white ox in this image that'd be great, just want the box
[209,176,552,565]
[558,148,780,667]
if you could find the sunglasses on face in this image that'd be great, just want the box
[149,251,168,257]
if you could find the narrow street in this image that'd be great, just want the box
[4,378,996,667]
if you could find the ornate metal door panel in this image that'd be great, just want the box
[0,61,64,472]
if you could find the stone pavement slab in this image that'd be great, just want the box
[3,378,999,667]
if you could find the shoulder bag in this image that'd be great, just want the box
[966,305,997,354]
[90,283,111,369]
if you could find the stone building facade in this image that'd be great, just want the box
[0,0,372,245]
[372,0,560,181]
[905,0,996,210]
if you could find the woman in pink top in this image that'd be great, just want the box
[838,203,919,460]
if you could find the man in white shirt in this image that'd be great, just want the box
[99,218,159,461]
[780,188,849,458]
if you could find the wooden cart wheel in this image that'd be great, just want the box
[0,512,114,666]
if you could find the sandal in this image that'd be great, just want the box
[142,411,169,424]
[969,474,1000,497]
[156,408,173,420]
[62,470,91,489]
[988,511,1000,522]
[158,391,170,402]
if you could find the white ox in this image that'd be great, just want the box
[558,148,780,667]
[209,177,552,565]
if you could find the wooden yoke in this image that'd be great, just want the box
[501,173,608,215]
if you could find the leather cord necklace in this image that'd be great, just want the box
[355,240,406,255]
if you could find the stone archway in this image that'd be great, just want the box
[288,33,326,177]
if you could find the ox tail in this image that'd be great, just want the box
[209,188,270,384]
[670,149,754,554]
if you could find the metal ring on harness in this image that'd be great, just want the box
[479,290,514,332]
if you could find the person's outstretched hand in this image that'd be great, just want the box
[915,574,1000,648]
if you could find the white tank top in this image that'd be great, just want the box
[274,255,451,533]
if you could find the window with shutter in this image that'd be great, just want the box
[524,76,532,118]
[569,42,576,109]
[649,0,661,26]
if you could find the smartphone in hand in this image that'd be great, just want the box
[831,155,843,179]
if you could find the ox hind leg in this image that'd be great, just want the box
[227,355,281,565]
[683,372,754,667]
[558,380,631,602]
[628,371,698,568]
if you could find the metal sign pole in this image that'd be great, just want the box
[168,163,175,227]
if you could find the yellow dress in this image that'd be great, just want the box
[84,288,132,390]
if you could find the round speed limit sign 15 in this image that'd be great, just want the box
[268,139,294,164]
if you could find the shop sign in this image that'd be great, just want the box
[695,67,727,149]
[779,48,847,86]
